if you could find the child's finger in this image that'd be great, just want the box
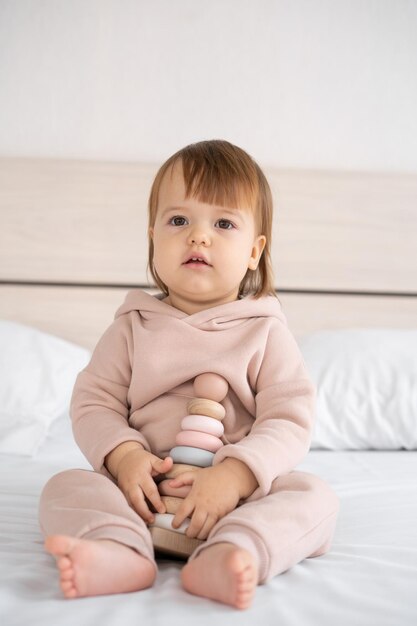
[129,487,155,523]
[142,476,166,514]
[169,472,196,488]
[186,508,209,539]
[151,455,173,477]
[196,514,217,540]
[158,479,192,499]
[171,498,194,530]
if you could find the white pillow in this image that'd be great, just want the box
[0,320,90,456]
[299,329,417,450]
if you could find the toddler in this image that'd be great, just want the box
[39,139,339,610]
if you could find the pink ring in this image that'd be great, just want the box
[181,414,224,437]
[175,430,223,452]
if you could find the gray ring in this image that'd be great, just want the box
[170,446,214,467]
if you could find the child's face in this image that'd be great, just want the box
[149,162,266,314]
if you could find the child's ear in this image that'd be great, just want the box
[248,235,266,270]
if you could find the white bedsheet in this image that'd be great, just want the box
[1,413,416,626]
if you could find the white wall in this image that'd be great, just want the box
[0,0,416,171]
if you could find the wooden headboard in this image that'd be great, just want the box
[1,158,416,349]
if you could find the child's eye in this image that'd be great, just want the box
[216,219,235,230]
[169,216,188,226]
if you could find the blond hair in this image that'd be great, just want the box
[147,139,276,299]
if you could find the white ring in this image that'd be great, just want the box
[149,513,190,534]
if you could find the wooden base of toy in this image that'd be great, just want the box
[149,526,204,559]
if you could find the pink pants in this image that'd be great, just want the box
[39,468,339,583]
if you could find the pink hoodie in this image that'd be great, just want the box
[70,290,315,500]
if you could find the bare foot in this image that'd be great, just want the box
[45,535,156,598]
[181,542,258,610]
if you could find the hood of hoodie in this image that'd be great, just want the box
[115,289,287,331]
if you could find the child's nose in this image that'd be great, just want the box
[187,226,211,246]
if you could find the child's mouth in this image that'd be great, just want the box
[184,255,211,267]
[185,259,207,265]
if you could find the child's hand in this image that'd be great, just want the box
[115,448,173,524]
[169,464,241,540]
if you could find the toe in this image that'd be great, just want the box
[236,590,254,609]
[57,556,72,571]
[60,580,74,592]
[45,534,76,557]
[64,587,78,599]
[60,568,74,582]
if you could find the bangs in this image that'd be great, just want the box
[168,141,259,211]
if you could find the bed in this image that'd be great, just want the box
[1,158,416,625]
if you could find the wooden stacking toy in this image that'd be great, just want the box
[149,373,228,558]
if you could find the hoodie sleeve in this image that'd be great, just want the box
[70,314,150,473]
[213,320,316,500]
